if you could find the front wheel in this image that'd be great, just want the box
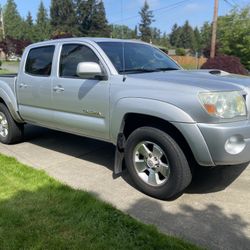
[125,127,192,200]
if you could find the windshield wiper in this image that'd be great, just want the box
[120,67,180,74]
[153,67,179,71]
[121,68,156,74]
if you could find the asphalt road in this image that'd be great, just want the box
[0,125,249,250]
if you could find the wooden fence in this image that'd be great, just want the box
[170,56,207,69]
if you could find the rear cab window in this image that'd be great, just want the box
[25,46,55,77]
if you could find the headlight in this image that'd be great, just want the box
[199,91,247,118]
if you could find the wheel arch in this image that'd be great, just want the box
[0,82,23,123]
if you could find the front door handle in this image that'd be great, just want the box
[53,85,65,93]
[19,83,28,89]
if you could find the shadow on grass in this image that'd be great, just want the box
[23,125,249,196]
[126,198,250,250]
[0,184,198,250]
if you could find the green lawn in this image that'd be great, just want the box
[0,69,13,75]
[0,154,200,250]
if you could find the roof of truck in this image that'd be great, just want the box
[29,37,147,47]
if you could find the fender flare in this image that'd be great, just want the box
[0,81,23,123]
[110,97,195,143]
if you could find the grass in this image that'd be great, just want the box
[0,154,200,250]
[0,69,14,75]
[1,61,20,66]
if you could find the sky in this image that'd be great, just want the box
[0,0,249,33]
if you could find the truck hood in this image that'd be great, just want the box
[127,69,250,92]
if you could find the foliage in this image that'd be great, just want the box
[169,21,197,51]
[88,0,111,37]
[0,60,2,67]
[111,25,137,39]
[0,154,200,250]
[139,1,154,42]
[217,6,250,70]
[35,1,51,41]
[3,0,24,40]
[177,21,195,50]
[50,0,77,34]
[176,48,186,56]
[51,31,74,39]
[201,55,249,75]
[75,0,110,37]
[200,21,212,52]
[22,11,35,42]
[0,37,31,58]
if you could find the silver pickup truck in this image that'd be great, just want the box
[0,38,250,199]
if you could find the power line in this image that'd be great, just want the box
[112,0,193,24]
[224,0,238,8]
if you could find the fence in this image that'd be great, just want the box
[170,56,207,69]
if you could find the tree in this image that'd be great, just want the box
[169,23,181,47]
[76,0,110,37]
[139,1,154,42]
[35,1,51,41]
[200,21,212,52]
[22,12,34,42]
[217,6,250,70]
[177,21,195,50]
[0,37,30,58]
[111,25,134,39]
[193,27,202,53]
[89,0,110,37]
[3,0,23,39]
[50,0,77,34]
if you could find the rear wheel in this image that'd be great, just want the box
[0,103,24,144]
[125,127,192,200]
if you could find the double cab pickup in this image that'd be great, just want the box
[0,38,250,199]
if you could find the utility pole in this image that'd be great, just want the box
[210,0,219,58]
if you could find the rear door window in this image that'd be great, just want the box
[25,46,55,76]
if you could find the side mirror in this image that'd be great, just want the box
[76,62,107,80]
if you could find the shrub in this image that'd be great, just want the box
[175,48,186,56]
[0,60,2,68]
[201,55,249,75]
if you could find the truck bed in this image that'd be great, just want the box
[0,74,17,91]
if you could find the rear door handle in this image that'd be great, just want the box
[19,83,28,88]
[53,85,65,92]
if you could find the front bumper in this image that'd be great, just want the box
[198,120,250,166]
[172,120,250,166]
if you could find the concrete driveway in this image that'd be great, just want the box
[0,125,249,250]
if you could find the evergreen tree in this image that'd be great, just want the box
[3,0,23,39]
[50,0,77,34]
[177,21,195,49]
[76,0,110,37]
[35,1,51,41]
[133,25,138,39]
[193,27,201,53]
[89,0,110,37]
[111,25,134,39]
[139,1,154,42]
[200,21,212,50]
[169,23,181,47]
[22,11,34,41]
[75,0,93,36]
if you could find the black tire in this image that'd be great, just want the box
[0,103,24,144]
[125,127,192,200]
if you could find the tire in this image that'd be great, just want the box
[0,103,24,144]
[125,127,192,200]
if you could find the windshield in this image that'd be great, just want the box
[97,42,180,74]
